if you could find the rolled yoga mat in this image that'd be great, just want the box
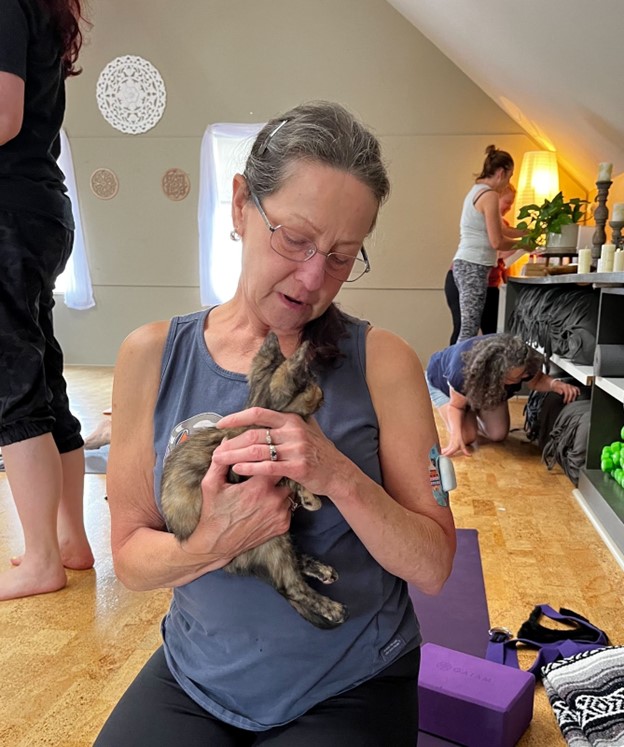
[593,344,624,376]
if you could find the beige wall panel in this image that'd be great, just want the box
[338,287,450,365]
[69,137,200,286]
[55,286,202,367]
[67,0,518,139]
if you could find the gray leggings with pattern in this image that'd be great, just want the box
[452,259,493,342]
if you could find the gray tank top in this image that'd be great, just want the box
[453,183,496,266]
[152,308,421,730]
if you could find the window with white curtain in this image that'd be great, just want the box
[55,129,95,309]
[198,123,265,306]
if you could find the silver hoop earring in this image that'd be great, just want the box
[230,229,240,241]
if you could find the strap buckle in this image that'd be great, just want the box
[488,626,513,643]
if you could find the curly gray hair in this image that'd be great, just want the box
[462,334,545,411]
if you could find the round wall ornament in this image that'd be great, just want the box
[90,168,119,200]
[162,168,191,201]
[96,55,166,134]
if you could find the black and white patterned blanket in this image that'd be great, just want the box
[543,646,624,746]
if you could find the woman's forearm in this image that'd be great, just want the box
[112,526,229,591]
[326,460,455,594]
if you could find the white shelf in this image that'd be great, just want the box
[595,376,624,404]
[573,486,624,573]
[548,353,594,385]
[529,344,594,385]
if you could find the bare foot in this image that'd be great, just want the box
[84,416,112,451]
[0,562,67,601]
[11,540,94,571]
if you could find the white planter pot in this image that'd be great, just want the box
[545,223,579,251]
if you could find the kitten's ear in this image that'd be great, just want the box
[248,331,286,388]
[287,340,311,375]
[261,332,286,364]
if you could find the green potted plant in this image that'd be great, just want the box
[516,191,588,251]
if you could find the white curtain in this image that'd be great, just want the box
[57,129,95,310]
[198,122,264,306]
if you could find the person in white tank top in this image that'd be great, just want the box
[452,145,529,342]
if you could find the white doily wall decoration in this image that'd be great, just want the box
[96,55,166,134]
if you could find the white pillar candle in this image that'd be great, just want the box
[614,250,624,273]
[577,247,592,274]
[597,258,605,273]
[612,203,624,222]
[597,162,613,181]
[601,244,615,272]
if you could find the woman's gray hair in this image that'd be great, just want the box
[462,334,545,411]
[243,101,390,219]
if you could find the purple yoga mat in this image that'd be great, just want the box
[409,528,490,658]
[409,528,491,746]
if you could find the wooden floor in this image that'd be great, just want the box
[0,366,622,746]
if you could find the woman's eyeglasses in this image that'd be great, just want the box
[250,192,371,283]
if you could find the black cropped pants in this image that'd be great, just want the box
[0,209,82,451]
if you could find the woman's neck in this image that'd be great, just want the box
[476,176,500,192]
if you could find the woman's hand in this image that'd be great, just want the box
[441,434,472,458]
[550,378,581,404]
[179,454,294,559]
[212,407,348,499]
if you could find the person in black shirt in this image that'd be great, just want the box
[0,0,92,600]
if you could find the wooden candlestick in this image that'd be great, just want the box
[609,219,624,250]
[592,180,612,261]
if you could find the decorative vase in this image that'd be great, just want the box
[545,224,579,251]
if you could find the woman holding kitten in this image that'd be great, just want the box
[97,101,456,746]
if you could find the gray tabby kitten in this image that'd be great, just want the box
[160,332,348,629]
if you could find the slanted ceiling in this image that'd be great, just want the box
[386,0,624,200]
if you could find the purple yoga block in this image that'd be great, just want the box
[419,643,535,747]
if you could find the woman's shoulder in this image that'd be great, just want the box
[366,327,423,377]
[117,320,170,372]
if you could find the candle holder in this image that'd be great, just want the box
[610,219,624,250]
[592,180,612,262]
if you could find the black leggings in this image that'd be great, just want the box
[94,646,421,746]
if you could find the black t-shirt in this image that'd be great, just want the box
[0,0,73,228]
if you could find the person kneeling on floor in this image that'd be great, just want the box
[425,333,580,457]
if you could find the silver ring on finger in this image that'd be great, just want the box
[265,428,273,446]
[269,443,278,462]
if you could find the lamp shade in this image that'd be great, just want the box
[516,151,559,208]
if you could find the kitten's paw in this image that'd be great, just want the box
[300,555,338,584]
[297,487,322,511]
[311,598,349,629]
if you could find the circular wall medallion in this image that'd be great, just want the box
[96,55,166,134]
[90,168,119,200]
[162,168,191,201]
